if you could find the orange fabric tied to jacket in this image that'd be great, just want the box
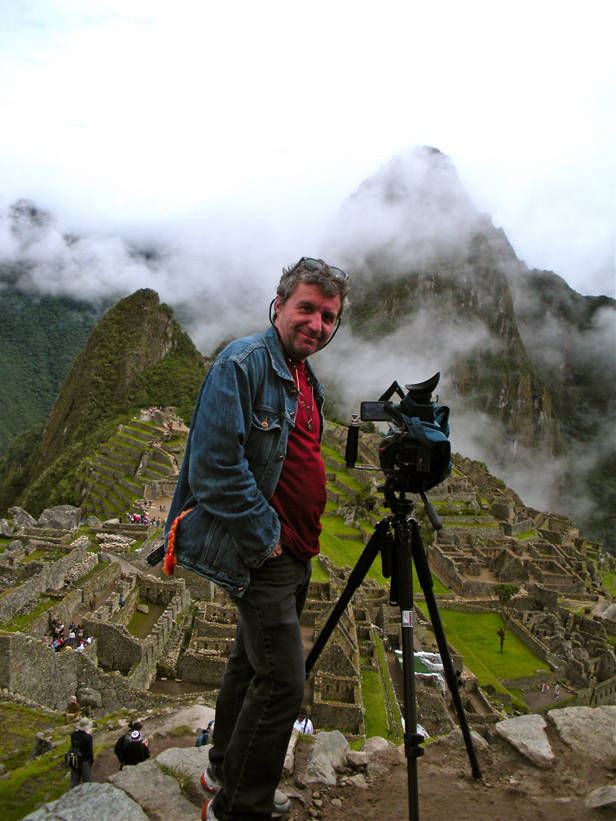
[162,508,193,576]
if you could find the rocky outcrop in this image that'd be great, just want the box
[38,505,82,530]
[495,714,554,768]
[22,707,616,820]
[24,782,149,820]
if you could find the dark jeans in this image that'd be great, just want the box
[209,548,311,820]
[70,760,91,788]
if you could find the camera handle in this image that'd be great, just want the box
[305,489,482,821]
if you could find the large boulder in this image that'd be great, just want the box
[77,687,103,710]
[305,729,349,785]
[38,505,82,530]
[109,758,199,820]
[8,506,37,529]
[548,705,616,766]
[23,782,149,820]
[495,714,554,769]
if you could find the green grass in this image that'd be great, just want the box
[0,748,70,820]
[319,518,450,594]
[127,601,166,638]
[326,520,364,537]
[319,527,387,585]
[0,705,120,821]
[23,548,61,562]
[2,594,53,631]
[361,666,390,739]
[311,561,329,582]
[600,571,616,596]
[371,632,403,743]
[0,702,70,820]
[421,608,544,686]
[321,444,345,464]
[331,473,365,495]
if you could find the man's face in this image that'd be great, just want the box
[275,282,342,362]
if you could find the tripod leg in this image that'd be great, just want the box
[392,515,421,821]
[410,519,482,779]
[305,519,390,677]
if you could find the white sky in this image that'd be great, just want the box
[1,0,614,297]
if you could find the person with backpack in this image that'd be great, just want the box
[67,717,94,788]
[293,709,314,735]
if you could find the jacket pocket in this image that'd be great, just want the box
[244,407,283,467]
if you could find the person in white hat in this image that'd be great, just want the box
[68,717,94,788]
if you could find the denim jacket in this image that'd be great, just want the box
[164,325,324,596]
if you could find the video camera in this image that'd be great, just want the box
[345,372,451,500]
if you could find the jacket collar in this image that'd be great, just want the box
[263,325,323,398]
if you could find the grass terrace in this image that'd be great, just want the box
[0,702,70,821]
[419,608,545,711]
[320,518,449,594]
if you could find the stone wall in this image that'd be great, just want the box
[591,672,616,706]
[83,619,141,675]
[177,649,227,685]
[0,547,90,622]
[24,588,83,639]
[82,576,191,688]
[439,600,498,614]
[0,631,174,713]
[312,672,364,735]
[426,545,464,594]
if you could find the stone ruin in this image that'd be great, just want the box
[423,462,616,701]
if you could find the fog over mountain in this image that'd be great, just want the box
[1,147,614,544]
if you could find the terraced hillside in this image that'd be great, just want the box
[77,417,180,520]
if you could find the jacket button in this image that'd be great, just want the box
[278,454,284,461]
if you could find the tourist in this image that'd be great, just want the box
[68,717,94,788]
[114,723,150,769]
[293,710,314,735]
[196,720,215,747]
[64,695,81,722]
[163,257,349,821]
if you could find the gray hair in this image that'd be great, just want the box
[276,258,349,317]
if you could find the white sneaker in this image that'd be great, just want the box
[200,767,290,816]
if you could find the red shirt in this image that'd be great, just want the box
[270,361,326,562]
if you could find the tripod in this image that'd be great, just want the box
[305,480,482,821]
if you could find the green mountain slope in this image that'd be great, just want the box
[0,288,208,515]
[0,264,105,453]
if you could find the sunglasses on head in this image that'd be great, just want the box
[288,256,349,282]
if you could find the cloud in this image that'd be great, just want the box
[0,198,335,353]
[328,148,485,277]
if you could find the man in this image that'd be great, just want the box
[164,257,349,820]
[64,695,81,723]
[293,709,314,736]
[68,717,94,788]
